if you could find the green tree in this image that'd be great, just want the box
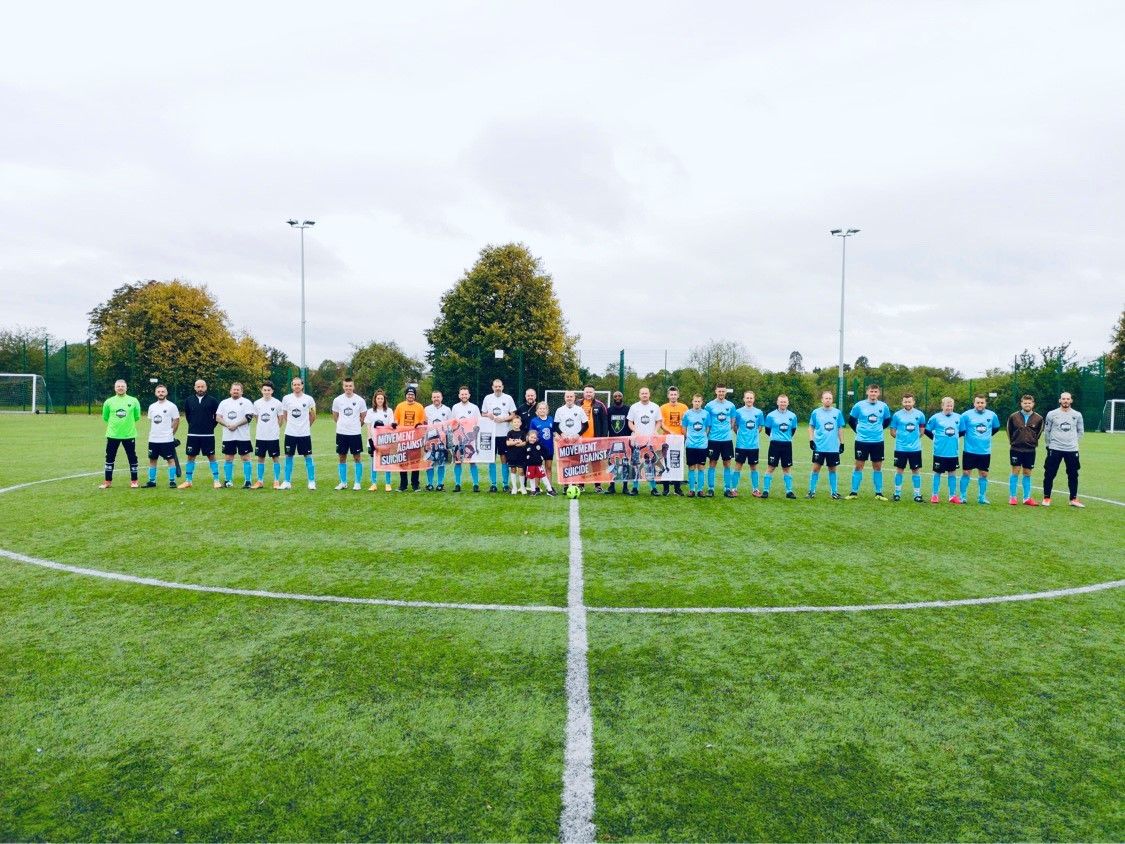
[87,279,268,399]
[686,340,753,389]
[348,340,424,403]
[1104,309,1125,398]
[425,243,579,397]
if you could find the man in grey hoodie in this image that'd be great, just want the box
[1042,392,1084,507]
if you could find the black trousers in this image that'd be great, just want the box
[105,438,138,480]
[1042,448,1080,500]
[399,470,420,491]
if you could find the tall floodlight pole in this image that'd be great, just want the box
[830,228,860,404]
[287,219,316,382]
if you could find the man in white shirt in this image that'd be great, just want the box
[480,378,517,492]
[216,382,256,488]
[450,386,482,492]
[424,390,452,491]
[252,381,284,489]
[627,386,665,496]
[553,390,589,440]
[331,378,368,490]
[143,384,180,488]
[281,376,317,490]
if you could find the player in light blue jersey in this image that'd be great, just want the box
[763,394,799,499]
[807,391,845,499]
[733,390,767,497]
[704,385,737,497]
[925,397,963,502]
[889,391,927,502]
[681,394,710,496]
[847,383,892,500]
[958,394,1001,504]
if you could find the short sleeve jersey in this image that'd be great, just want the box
[960,408,1000,455]
[332,393,368,435]
[734,406,766,449]
[704,399,736,442]
[424,403,452,425]
[765,409,798,442]
[553,404,588,438]
[529,415,554,449]
[253,397,283,440]
[395,400,426,428]
[890,408,927,453]
[282,393,317,437]
[366,407,394,440]
[682,407,709,449]
[627,401,662,435]
[661,402,689,436]
[809,406,845,453]
[451,401,480,421]
[849,399,892,443]
[607,403,631,437]
[480,392,517,434]
[216,397,255,442]
[146,400,179,444]
[103,394,141,439]
[926,412,962,458]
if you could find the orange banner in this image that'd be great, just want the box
[554,435,685,485]
[372,418,487,472]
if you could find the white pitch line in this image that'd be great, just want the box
[560,498,596,843]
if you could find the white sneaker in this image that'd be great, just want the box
[279,481,292,490]
[308,481,317,490]
[334,482,348,490]
[352,482,361,491]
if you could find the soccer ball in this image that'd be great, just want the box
[566,484,581,499]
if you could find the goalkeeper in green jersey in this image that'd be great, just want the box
[101,379,142,489]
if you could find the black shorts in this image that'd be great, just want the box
[494,435,508,457]
[812,450,840,467]
[336,433,363,455]
[893,450,923,471]
[933,455,959,474]
[222,440,253,456]
[1009,449,1035,470]
[963,452,991,471]
[707,440,734,461]
[767,441,793,468]
[255,439,281,458]
[284,434,313,456]
[735,447,760,466]
[854,441,885,463]
[686,446,708,466]
[185,435,215,457]
[148,441,177,461]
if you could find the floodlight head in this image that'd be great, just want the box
[847,228,860,234]
[287,219,298,226]
[830,229,842,235]
[303,220,316,226]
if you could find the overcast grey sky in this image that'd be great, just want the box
[2,1,1123,376]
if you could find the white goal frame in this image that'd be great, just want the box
[0,373,50,413]
[1103,399,1125,433]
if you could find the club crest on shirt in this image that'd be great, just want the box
[867,413,878,424]
[153,414,163,424]
[824,421,836,431]
[944,426,956,437]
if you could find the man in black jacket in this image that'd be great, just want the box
[605,390,630,494]
[178,379,221,488]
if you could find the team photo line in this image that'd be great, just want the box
[98,373,1093,508]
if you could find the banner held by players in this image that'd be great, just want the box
[373,418,492,473]
[555,435,685,484]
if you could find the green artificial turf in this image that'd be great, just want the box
[0,413,1121,841]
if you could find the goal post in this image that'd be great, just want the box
[1102,399,1125,432]
[0,374,52,413]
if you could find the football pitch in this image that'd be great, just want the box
[1,414,1122,842]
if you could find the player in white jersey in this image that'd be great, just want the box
[143,384,180,488]
[252,381,283,489]
[280,377,317,489]
[552,390,589,494]
[627,386,665,496]
[216,382,256,488]
[424,390,453,491]
[366,389,396,492]
[331,378,368,490]
[480,378,517,492]
[450,386,482,492]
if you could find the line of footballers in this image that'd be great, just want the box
[100,377,1088,506]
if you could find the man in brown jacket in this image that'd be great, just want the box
[1007,393,1044,505]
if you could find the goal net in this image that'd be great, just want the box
[0,374,52,413]
[1102,399,1125,432]
[543,389,612,417]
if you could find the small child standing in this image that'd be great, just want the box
[525,429,555,495]
[506,415,528,494]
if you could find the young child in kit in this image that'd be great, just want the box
[506,415,528,494]
[524,429,555,495]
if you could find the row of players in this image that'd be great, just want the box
[101,377,1087,506]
